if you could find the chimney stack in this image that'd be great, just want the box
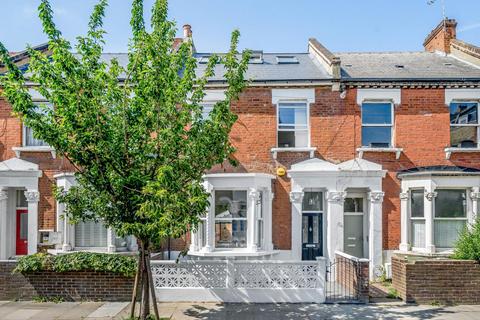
[423,19,457,54]
[183,24,192,39]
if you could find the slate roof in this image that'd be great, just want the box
[337,51,480,81]
[193,53,332,83]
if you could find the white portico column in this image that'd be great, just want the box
[25,190,40,255]
[399,191,410,252]
[247,188,260,252]
[0,189,8,259]
[471,188,480,224]
[107,228,116,253]
[424,190,437,254]
[204,182,214,252]
[57,201,72,251]
[326,191,346,264]
[290,190,304,260]
[264,191,274,252]
[368,191,384,280]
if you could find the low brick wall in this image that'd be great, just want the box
[392,255,480,304]
[335,253,369,303]
[0,261,134,301]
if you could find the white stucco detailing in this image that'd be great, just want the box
[272,88,315,105]
[356,88,401,105]
[445,88,480,105]
[190,173,276,257]
[288,157,386,280]
[203,90,226,102]
[0,158,41,259]
[399,171,480,255]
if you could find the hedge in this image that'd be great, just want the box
[14,252,138,277]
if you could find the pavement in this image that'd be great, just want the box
[0,301,480,319]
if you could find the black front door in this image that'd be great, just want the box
[302,213,323,260]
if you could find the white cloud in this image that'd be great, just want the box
[458,22,480,33]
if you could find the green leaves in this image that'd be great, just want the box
[14,252,137,277]
[0,0,249,247]
[452,219,480,261]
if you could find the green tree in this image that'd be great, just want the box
[0,0,249,318]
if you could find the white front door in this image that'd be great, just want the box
[344,196,366,258]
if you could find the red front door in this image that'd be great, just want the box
[16,209,28,255]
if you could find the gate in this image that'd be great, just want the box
[325,251,369,303]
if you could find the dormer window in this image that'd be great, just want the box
[276,56,299,64]
[450,102,479,148]
[249,50,264,64]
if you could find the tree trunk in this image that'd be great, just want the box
[130,239,159,320]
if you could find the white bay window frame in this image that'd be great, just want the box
[399,172,480,254]
[190,173,275,257]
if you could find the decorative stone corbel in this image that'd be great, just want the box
[368,191,385,203]
[399,192,409,201]
[24,190,40,202]
[326,191,347,203]
[424,191,437,201]
[289,191,304,203]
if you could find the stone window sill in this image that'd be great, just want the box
[271,147,316,160]
[357,147,403,160]
[12,146,56,158]
[445,147,480,160]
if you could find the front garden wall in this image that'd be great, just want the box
[0,261,134,301]
[392,255,480,304]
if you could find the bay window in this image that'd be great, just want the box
[277,102,309,148]
[200,103,215,120]
[190,173,274,255]
[214,190,247,248]
[434,189,467,248]
[450,102,479,148]
[74,220,108,248]
[361,102,393,148]
[410,189,425,248]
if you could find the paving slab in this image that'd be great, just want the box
[86,302,129,318]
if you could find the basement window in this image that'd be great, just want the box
[276,56,299,64]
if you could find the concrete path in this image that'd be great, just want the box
[0,301,479,319]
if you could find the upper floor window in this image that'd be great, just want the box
[24,126,49,147]
[277,102,308,148]
[450,102,479,148]
[23,103,50,147]
[361,102,393,148]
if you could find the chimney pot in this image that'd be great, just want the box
[183,24,192,39]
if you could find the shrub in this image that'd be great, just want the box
[14,252,137,277]
[452,219,480,261]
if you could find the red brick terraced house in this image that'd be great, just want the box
[1,20,480,280]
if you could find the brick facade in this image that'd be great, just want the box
[4,86,479,254]
[392,255,480,304]
[0,261,133,301]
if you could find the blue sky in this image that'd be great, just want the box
[0,0,479,53]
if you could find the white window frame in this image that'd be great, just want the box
[433,188,469,250]
[449,101,480,148]
[409,188,426,250]
[213,188,248,249]
[276,101,310,148]
[361,101,394,148]
[189,173,275,256]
